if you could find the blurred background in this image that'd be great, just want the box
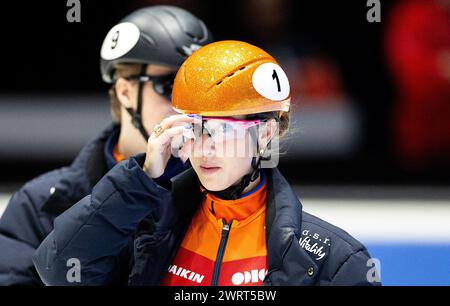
[0,0,449,285]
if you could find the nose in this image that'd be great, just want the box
[194,134,215,157]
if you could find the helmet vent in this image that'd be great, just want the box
[214,65,247,87]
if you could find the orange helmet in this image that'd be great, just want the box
[172,40,290,116]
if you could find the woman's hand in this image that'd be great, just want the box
[143,114,197,178]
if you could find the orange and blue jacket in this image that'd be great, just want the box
[161,174,268,286]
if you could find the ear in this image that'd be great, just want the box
[115,77,135,109]
[258,118,278,151]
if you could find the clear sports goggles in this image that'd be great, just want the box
[185,115,262,143]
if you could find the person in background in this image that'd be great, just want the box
[0,5,212,285]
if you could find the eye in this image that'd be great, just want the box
[208,127,216,136]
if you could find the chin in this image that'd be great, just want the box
[198,177,230,191]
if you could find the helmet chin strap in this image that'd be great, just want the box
[124,64,150,142]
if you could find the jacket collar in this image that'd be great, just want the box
[156,167,203,232]
[103,126,121,171]
[263,168,319,285]
[165,167,318,285]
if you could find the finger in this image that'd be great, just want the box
[182,126,195,140]
[179,139,193,157]
[170,133,184,152]
[158,114,201,131]
[178,139,193,163]
[178,151,189,163]
[152,125,189,148]
[170,135,190,160]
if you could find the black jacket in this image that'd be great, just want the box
[0,125,116,285]
[33,155,381,286]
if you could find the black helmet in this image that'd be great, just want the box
[100,5,213,83]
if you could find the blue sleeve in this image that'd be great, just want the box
[32,156,171,285]
[0,189,48,285]
[330,250,382,286]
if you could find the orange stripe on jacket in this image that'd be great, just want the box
[161,176,268,286]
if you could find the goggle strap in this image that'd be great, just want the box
[126,64,150,142]
[136,64,147,115]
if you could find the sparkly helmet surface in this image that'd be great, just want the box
[172,40,290,117]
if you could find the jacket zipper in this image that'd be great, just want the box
[211,219,233,286]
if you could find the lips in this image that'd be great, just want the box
[199,165,221,175]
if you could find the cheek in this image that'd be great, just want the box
[221,157,253,183]
[146,98,173,115]
[142,85,175,113]
[139,91,176,130]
